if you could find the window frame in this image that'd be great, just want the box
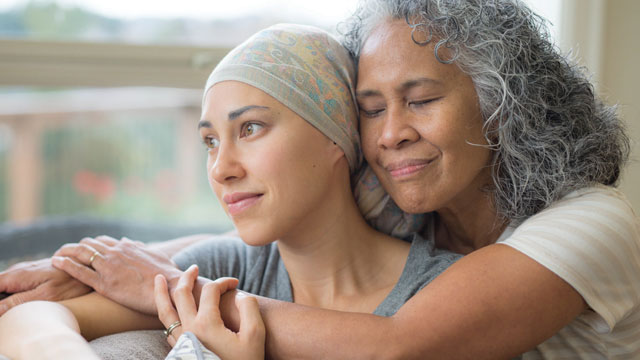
[0,38,229,88]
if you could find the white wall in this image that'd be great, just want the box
[602,0,640,212]
[560,0,640,211]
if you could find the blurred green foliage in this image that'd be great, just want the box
[0,1,122,40]
[35,113,229,226]
[0,1,237,226]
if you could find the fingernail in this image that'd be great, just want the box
[0,304,8,314]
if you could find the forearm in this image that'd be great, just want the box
[217,290,397,359]
[257,297,397,360]
[60,292,163,340]
[148,229,237,258]
[220,245,585,360]
[0,301,99,360]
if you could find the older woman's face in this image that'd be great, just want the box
[356,20,493,214]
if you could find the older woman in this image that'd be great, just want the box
[226,0,638,358]
[1,0,638,359]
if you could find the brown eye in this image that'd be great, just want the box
[203,136,220,149]
[241,122,264,138]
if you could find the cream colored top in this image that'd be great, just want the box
[499,185,640,359]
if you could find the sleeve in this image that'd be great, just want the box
[165,332,222,360]
[172,236,251,285]
[499,186,640,332]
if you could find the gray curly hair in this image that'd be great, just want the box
[340,0,630,221]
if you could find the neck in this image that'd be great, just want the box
[434,174,508,255]
[277,176,409,311]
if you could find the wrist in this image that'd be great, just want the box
[164,266,184,291]
[219,290,241,332]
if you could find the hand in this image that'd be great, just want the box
[155,266,265,360]
[52,236,183,315]
[0,258,91,316]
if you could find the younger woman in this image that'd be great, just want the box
[0,24,458,360]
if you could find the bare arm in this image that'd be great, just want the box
[0,301,100,360]
[222,244,585,359]
[59,292,163,341]
[0,231,232,315]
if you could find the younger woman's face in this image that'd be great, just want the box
[200,81,340,245]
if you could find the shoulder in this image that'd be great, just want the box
[172,235,247,269]
[505,185,638,251]
[404,233,461,283]
[373,233,460,317]
[172,236,279,281]
[500,185,640,329]
[524,185,635,224]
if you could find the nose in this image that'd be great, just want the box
[377,105,420,150]
[210,143,245,184]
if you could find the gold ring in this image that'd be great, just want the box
[88,251,101,268]
[163,320,182,338]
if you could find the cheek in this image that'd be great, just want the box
[206,154,216,186]
[206,154,215,183]
[359,120,380,162]
[206,158,223,200]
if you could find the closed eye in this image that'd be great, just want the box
[409,98,439,108]
[360,108,385,118]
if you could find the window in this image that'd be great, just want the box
[0,0,358,226]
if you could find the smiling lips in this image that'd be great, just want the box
[223,192,263,216]
[384,158,434,178]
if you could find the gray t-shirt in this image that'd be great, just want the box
[173,232,460,316]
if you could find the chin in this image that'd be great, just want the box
[391,188,437,214]
[396,199,430,214]
[236,227,277,247]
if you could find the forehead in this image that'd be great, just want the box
[357,20,463,90]
[204,81,280,112]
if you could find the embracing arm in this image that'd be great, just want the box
[0,301,100,360]
[0,232,231,316]
[59,292,163,341]
[244,244,585,360]
[236,187,639,359]
[0,293,164,359]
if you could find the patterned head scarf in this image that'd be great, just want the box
[204,23,425,238]
[203,23,361,172]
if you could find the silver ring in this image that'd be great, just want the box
[88,251,101,268]
[163,320,182,338]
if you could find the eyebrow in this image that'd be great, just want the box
[356,77,443,99]
[197,105,270,129]
[198,120,212,129]
[229,105,270,120]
